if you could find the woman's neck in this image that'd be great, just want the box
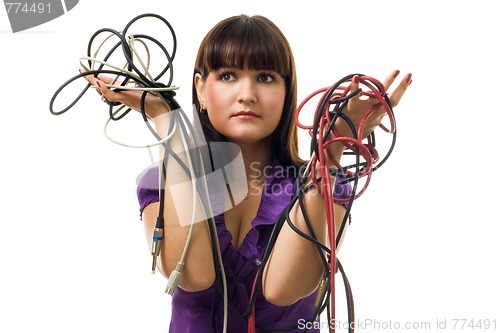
[237,140,273,183]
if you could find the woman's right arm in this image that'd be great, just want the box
[83,72,216,292]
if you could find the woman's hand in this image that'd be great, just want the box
[80,69,170,119]
[336,70,412,140]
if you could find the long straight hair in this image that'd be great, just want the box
[192,14,304,169]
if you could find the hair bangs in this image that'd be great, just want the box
[203,17,289,76]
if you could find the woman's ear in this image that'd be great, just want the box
[194,73,206,106]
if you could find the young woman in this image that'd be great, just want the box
[83,14,411,333]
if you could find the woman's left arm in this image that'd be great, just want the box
[262,70,412,306]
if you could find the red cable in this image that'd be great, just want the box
[295,74,393,333]
[247,75,392,333]
[247,269,259,333]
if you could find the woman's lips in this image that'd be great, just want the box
[232,111,260,120]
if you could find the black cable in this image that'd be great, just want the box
[241,74,397,332]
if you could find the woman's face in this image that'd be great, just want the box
[196,68,286,145]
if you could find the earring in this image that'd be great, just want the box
[199,101,206,112]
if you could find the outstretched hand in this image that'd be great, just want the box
[337,70,412,140]
[80,69,170,119]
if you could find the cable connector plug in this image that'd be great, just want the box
[151,227,163,274]
[315,274,329,308]
[165,262,184,295]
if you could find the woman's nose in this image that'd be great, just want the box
[237,77,257,104]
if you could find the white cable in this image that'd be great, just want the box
[197,166,228,333]
[80,57,179,92]
[106,85,179,92]
[88,31,151,76]
[166,115,227,333]
[89,28,228,332]
[163,111,227,332]
[178,122,197,264]
[164,115,196,294]
[147,146,155,165]
[103,114,177,148]
[127,33,156,83]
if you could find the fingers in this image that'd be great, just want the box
[349,71,412,109]
[79,68,118,87]
[95,80,110,98]
[77,68,170,118]
[387,72,412,108]
[79,68,97,86]
[348,74,384,115]
[381,70,401,92]
[79,68,124,103]
[347,74,361,110]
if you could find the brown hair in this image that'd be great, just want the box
[192,14,304,169]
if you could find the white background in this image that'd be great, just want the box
[1,0,499,332]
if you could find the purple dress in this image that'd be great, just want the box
[137,159,352,333]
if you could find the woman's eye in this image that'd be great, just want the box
[258,73,276,83]
[220,72,236,82]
